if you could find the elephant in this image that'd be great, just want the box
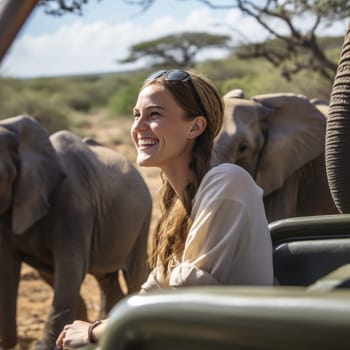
[212,91,338,223]
[0,115,152,350]
[326,23,350,214]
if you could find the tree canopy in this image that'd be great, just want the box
[118,32,230,69]
[38,0,94,16]
[125,0,349,81]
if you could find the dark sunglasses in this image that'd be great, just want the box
[144,70,207,118]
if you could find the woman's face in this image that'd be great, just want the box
[131,84,195,173]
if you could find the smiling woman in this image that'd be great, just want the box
[56,68,273,350]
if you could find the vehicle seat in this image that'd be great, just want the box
[270,215,350,287]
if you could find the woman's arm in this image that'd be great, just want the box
[56,319,109,349]
[55,286,151,349]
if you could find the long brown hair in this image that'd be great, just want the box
[144,70,224,275]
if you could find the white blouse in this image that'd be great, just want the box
[141,163,273,291]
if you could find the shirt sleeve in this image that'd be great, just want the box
[169,196,249,287]
[140,268,164,292]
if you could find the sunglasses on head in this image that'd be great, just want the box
[144,69,207,118]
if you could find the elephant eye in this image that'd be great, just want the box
[237,142,248,154]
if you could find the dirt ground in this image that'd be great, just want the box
[16,115,162,350]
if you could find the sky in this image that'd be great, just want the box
[0,0,348,78]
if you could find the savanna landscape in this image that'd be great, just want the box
[0,35,343,350]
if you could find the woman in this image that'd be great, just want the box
[56,69,273,349]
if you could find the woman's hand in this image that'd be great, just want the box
[56,320,90,349]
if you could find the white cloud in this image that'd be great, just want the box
[1,8,236,78]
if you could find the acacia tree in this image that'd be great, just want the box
[118,32,230,69]
[125,0,350,81]
[230,0,349,81]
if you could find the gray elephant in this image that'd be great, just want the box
[0,115,152,350]
[212,91,338,223]
[326,23,350,214]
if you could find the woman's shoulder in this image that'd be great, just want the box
[196,163,263,201]
[206,163,255,184]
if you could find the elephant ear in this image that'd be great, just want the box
[252,93,327,196]
[0,115,65,235]
[223,89,245,99]
[311,98,329,117]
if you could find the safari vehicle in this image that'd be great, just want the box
[1,1,350,349]
[99,214,350,350]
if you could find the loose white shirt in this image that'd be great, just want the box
[141,163,273,291]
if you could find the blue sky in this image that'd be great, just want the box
[0,0,347,78]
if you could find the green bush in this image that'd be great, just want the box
[198,53,333,100]
[0,35,338,130]
[93,74,134,104]
[108,82,140,118]
[0,89,71,134]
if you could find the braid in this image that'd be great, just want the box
[149,181,190,273]
[149,133,213,274]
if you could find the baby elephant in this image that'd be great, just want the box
[0,115,152,350]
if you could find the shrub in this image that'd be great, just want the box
[0,89,71,134]
[108,82,140,118]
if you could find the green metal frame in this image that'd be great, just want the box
[101,287,350,350]
[100,215,350,350]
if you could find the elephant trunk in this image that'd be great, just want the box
[326,23,350,213]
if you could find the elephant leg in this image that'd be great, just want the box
[34,289,85,350]
[34,260,87,350]
[95,271,124,319]
[123,221,150,294]
[38,271,87,320]
[0,226,21,350]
